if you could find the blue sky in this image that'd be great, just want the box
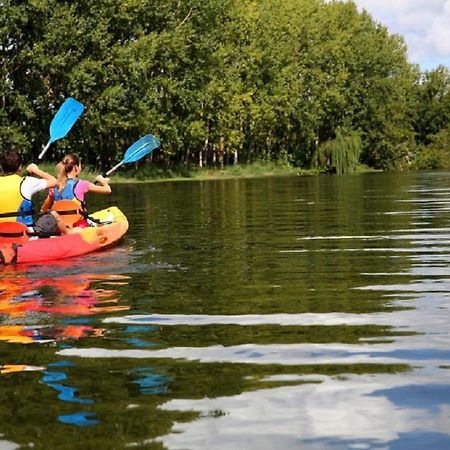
[350,0,450,71]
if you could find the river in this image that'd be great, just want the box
[1,172,450,449]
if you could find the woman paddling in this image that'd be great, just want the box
[40,153,111,231]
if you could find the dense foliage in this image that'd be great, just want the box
[1,0,449,172]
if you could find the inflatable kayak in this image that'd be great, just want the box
[0,206,128,265]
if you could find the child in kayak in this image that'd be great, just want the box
[0,149,65,236]
[40,153,111,230]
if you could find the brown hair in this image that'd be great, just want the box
[0,149,22,174]
[56,153,81,193]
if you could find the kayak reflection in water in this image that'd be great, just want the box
[0,273,130,344]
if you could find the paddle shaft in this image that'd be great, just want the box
[93,160,126,184]
[38,142,51,160]
[105,161,125,177]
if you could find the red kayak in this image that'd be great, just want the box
[0,206,128,265]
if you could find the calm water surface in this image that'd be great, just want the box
[1,172,450,449]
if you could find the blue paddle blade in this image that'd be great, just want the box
[49,97,84,144]
[122,134,160,164]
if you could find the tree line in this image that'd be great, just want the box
[1,0,450,173]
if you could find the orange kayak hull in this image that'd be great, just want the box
[0,207,128,265]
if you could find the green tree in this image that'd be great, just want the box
[414,65,450,145]
[0,0,424,172]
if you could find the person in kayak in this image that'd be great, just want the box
[40,153,111,229]
[0,149,66,236]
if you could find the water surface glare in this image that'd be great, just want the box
[1,172,450,449]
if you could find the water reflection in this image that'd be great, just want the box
[0,271,129,345]
[0,264,134,430]
[156,373,450,450]
[107,180,433,449]
[1,174,450,448]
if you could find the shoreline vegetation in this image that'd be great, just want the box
[3,0,450,174]
[37,161,379,184]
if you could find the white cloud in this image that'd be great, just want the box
[350,0,450,70]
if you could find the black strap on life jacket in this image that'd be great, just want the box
[57,207,84,216]
[0,230,26,238]
[0,208,34,219]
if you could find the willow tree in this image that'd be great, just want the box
[317,131,362,174]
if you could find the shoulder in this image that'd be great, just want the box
[73,179,90,199]
[21,176,47,197]
[77,179,90,191]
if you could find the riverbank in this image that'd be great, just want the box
[36,161,376,183]
[115,162,314,183]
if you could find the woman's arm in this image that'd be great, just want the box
[40,195,54,213]
[27,163,57,188]
[87,175,112,194]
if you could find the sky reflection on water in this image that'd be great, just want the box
[155,373,450,450]
[2,173,450,449]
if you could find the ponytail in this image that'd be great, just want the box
[57,153,80,194]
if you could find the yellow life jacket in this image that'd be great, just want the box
[0,174,33,225]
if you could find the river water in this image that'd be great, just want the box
[1,172,450,449]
